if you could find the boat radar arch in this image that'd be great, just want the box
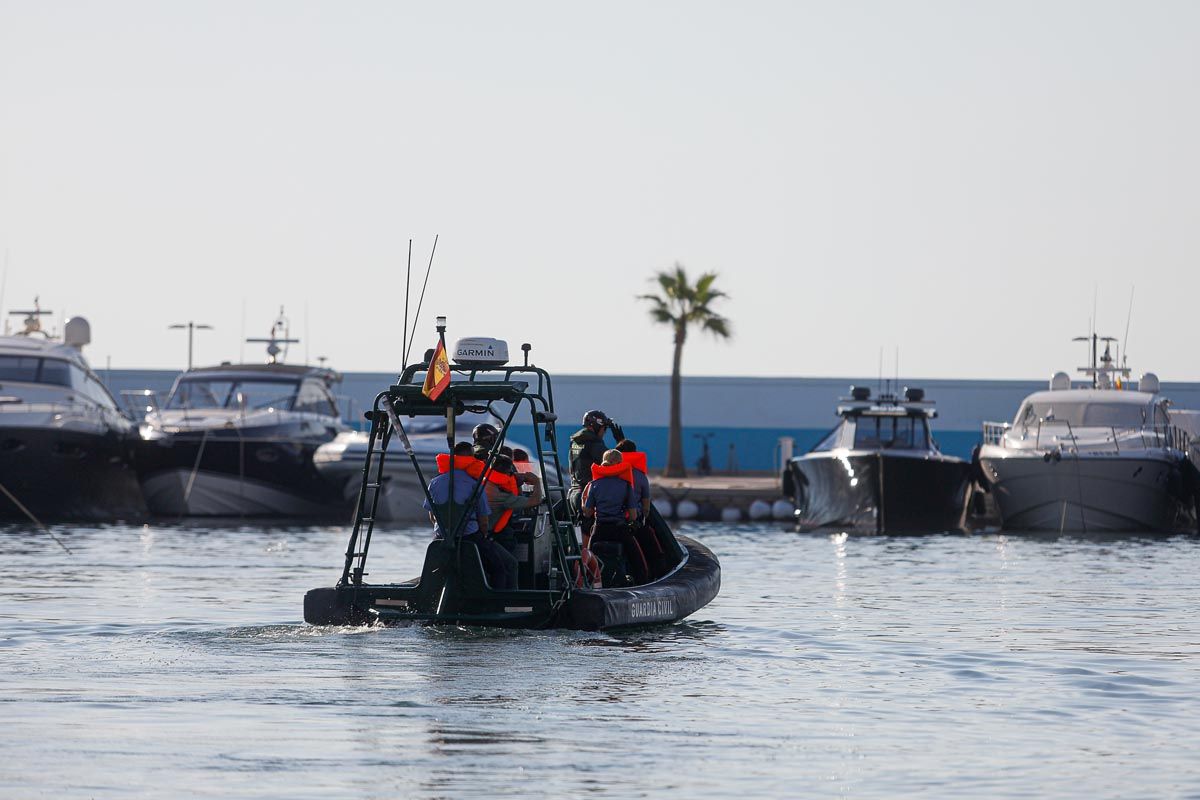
[1139,372,1161,394]
[245,307,299,365]
[452,337,509,368]
[64,317,91,350]
[1049,371,1071,391]
[8,297,54,338]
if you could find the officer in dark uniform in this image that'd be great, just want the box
[568,409,623,515]
[472,422,499,461]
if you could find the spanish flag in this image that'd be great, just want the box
[422,339,451,400]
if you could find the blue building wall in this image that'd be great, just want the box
[101,368,1200,472]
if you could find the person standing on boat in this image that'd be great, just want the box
[472,422,499,460]
[569,410,621,515]
[583,449,650,585]
[484,454,544,557]
[423,442,518,591]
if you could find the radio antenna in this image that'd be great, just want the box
[1121,285,1135,366]
[877,346,883,395]
[402,238,412,370]
[405,234,439,365]
[0,250,9,323]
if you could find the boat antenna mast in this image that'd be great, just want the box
[9,296,53,338]
[1073,332,1128,389]
[404,235,439,370]
[245,306,299,365]
[1121,285,1135,375]
[401,239,412,371]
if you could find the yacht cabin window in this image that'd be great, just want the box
[0,355,119,409]
[1015,401,1150,430]
[0,355,70,387]
[852,415,929,450]
[168,378,300,412]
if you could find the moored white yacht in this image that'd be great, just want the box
[0,299,143,520]
[977,337,1197,533]
[133,311,349,517]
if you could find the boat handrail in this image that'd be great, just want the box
[0,400,109,418]
[995,417,1190,454]
[981,421,1009,445]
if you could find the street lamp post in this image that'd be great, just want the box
[168,321,213,370]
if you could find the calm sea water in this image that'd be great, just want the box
[2,521,1199,799]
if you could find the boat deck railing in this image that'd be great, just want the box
[986,418,1191,454]
[981,421,1009,445]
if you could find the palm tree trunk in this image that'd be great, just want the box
[665,323,687,477]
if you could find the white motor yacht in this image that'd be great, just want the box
[0,299,143,520]
[132,311,349,517]
[977,337,1196,532]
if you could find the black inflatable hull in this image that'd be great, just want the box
[785,451,970,533]
[304,535,720,632]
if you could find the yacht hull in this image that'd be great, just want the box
[318,460,437,523]
[135,431,343,517]
[979,451,1195,532]
[785,452,970,533]
[0,427,144,520]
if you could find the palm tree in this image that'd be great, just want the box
[638,264,732,477]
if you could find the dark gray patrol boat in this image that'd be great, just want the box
[782,386,970,533]
[304,320,720,631]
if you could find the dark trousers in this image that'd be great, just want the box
[465,534,519,591]
[591,521,650,585]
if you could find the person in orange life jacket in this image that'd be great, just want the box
[484,454,544,558]
[569,410,621,515]
[582,450,650,585]
[614,438,669,579]
[424,441,518,591]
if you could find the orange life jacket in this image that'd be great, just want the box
[435,453,486,480]
[488,470,521,533]
[513,458,537,474]
[590,461,634,485]
[621,451,648,476]
[435,453,521,533]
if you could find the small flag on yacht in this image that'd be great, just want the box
[423,339,451,400]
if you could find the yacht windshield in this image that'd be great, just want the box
[168,378,299,411]
[1016,401,1148,429]
[852,415,929,450]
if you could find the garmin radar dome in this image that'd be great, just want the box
[452,337,509,368]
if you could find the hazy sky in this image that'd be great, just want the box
[2,1,1198,380]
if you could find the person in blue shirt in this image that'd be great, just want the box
[424,441,518,590]
[582,449,649,585]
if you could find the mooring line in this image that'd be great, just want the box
[0,480,72,554]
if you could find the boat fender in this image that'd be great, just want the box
[771,499,794,520]
[748,500,772,520]
[676,499,699,520]
[720,506,742,523]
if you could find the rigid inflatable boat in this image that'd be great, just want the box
[304,321,720,631]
